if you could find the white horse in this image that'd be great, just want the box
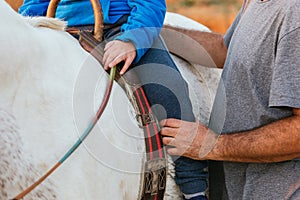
[0,1,221,199]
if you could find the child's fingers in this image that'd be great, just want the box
[119,56,134,75]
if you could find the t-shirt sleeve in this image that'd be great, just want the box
[269,28,300,108]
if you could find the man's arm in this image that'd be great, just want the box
[161,25,227,68]
[160,108,300,163]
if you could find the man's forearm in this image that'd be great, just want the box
[162,25,227,68]
[207,108,300,162]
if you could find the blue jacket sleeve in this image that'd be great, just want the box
[114,0,166,63]
[18,0,50,16]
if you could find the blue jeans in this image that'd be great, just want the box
[104,16,208,195]
[132,37,208,195]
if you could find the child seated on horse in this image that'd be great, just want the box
[19,1,208,199]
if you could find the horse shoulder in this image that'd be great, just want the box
[0,109,57,200]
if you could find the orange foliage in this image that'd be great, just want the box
[166,0,243,34]
[5,0,23,11]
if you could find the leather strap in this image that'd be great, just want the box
[79,30,167,200]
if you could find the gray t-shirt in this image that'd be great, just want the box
[209,0,300,199]
[210,0,300,134]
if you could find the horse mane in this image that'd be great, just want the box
[24,16,67,31]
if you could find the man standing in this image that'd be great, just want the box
[161,0,300,199]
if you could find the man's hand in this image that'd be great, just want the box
[161,109,300,163]
[103,40,136,75]
[160,119,217,160]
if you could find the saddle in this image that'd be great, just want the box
[78,29,167,200]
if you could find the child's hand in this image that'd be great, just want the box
[103,40,136,75]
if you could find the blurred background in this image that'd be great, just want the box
[6,0,244,34]
[167,0,243,34]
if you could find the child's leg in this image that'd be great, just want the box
[132,36,208,199]
[174,157,208,199]
[131,36,195,122]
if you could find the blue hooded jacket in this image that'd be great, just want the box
[19,0,166,63]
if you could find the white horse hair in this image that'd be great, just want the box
[24,16,67,31]
[0,1,221,199]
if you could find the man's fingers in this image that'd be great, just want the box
[160,118,182,128]
[162,136,174,145]
[166,147,183,156]
[162,137,182,155]
[161,127,177,137]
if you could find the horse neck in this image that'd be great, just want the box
[0,2,39,74]
[0,2,37,107]
[0,1,108,115]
